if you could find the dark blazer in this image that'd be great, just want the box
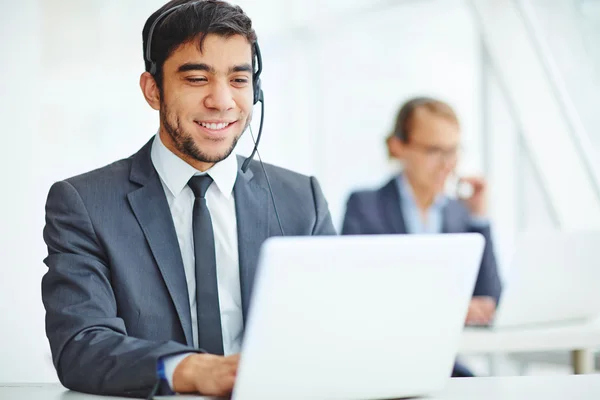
[42,137,336,397]
[341,178,502,302]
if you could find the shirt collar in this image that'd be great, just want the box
[150,133,238,199]
[397,174,448,210]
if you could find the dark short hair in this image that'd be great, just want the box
[388,96,459,143]
[142,0,257,90]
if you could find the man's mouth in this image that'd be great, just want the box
[195,120,238,135]
[197,121,234,130]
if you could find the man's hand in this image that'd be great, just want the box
[459,176,488,218]
[465,296,496,325]
[172,353,240,395]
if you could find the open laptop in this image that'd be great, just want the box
[489,230,600,329]
[231,233,485,400]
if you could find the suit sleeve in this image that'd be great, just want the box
[341,193,366,235]
[42,181,198,397]
[309,176,337,235]
[468,223,502,303]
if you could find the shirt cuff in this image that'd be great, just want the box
[159,352,195,392]
[469,215,490,229]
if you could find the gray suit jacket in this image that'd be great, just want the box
[341,178,502,303]
[42,137,336,397]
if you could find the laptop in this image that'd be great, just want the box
[231,233,485,400]
[489,230,600,329]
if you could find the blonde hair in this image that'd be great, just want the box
[386,97,459,158]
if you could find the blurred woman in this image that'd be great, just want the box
[341,97,502,376]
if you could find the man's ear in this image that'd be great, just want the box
[140,72,161,110]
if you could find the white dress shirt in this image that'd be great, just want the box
[150,134,243,388]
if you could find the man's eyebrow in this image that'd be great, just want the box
[177,63,215,74]
[176,63,253,75]
[229,64,253,74]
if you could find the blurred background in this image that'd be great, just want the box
[0,0,599,382]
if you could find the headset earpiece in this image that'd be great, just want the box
[253,76,263,105]
[252,42,263,105]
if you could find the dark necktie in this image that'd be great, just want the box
[187,175,224,355]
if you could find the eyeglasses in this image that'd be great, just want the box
[407,142,462,162]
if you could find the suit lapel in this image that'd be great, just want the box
[380,178,407,234]
[127,139,194,346]
[234,166,270,322]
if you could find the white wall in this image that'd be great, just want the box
[0,0,528,382]
[0,0,53,383]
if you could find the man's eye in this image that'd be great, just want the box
[186,77,207,83]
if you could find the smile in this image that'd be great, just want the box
[196,121,236,131]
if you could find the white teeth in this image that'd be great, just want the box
[200,122,230,130]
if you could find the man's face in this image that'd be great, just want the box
[394,110,461,194]
[158,34,254,169]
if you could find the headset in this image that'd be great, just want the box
[145,1,263,107]
[143,1,285,247]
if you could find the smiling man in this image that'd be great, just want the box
[153,35,253,169]
[41,1,335,397]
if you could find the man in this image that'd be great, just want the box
[341,97,502,376]
[41,1,335,397]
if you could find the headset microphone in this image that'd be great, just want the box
[240,93,264,173]
[241,41,263,173]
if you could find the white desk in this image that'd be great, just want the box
[2,376,600,399]
[427,375,600,399]
[459,318,600,374]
